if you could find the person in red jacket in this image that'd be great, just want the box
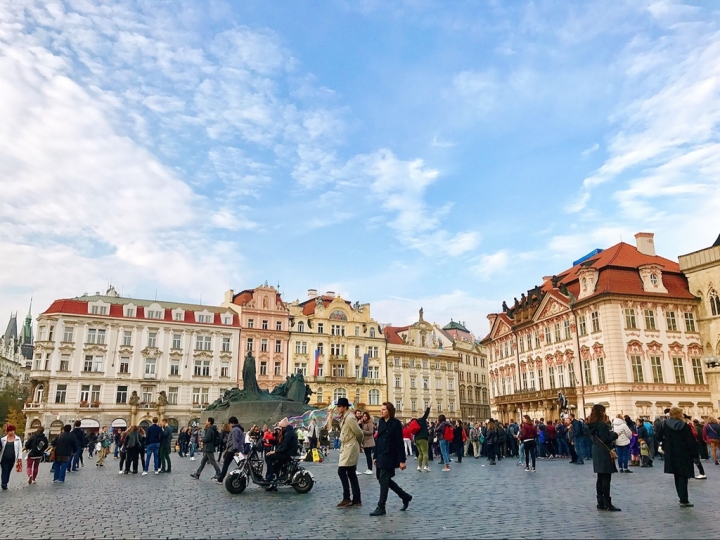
[546,421,557,458]
[402,425,413,459]
[519,415,537,472]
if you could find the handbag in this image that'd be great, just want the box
[595,435,617,460]
[95,442,102,452]
[15,459,22,473]
[48,448,56,462]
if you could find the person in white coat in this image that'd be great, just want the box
[336,398,364,508]
[1,424,24,490]
[612,414,634,473]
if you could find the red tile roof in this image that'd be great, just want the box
[232,289,284,307]
[298,296,353,316]
[383,326,409,345]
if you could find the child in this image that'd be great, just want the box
[640,440,650,467]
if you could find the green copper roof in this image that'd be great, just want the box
[443,320,469,332]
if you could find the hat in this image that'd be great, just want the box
[275,417,290,429]
[336,397,350,408]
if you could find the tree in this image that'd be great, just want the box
[0,381,29,432]
[4,407,27,435]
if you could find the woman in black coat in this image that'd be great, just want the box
[453,421,464,463]
[659,408,699,507]
[587,404,620,512]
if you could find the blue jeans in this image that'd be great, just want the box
[54,460,69,482]
[71,447,83,470]
[439,440,451,465]
[189,441,197,458]
[144,443,160,472]
[616,444,630,470]
[114,443,120,458]
[334,437,340,450]
[557,438,569,457]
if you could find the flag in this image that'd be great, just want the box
[362,353,369,378]
[313,349,320,377]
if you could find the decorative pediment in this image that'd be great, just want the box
[520,362,527,373]
[534,295,569,323]
[535,357,543,369]
[688,343,703,356]
[495,318,512,338]
[141,346,162,358]
[193,350,213,360]
[592,342,605,359]
[118,345,133,355]
[580,346,591,361]
[626,340,644,357]
[83,344,107,354]
[169,350,183,360]
[646,340,663,355]
[58,343,75,353]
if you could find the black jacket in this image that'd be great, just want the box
[25,433,49,458]
[274,426,298,458]
[202,425,218,453]
[71,427,86,448]
[588,421,618,475]
[660,419,698,478]
[485,429,498,446]
[415,408,431,440]
[54,432,78,460]
[453,426,464,445]
[160,426,173,449]
[375,417,406,469]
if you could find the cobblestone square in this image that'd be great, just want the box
[0,450,718,539]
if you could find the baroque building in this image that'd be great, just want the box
[384,309,460,422]
[23,287,240,437]
[483,233,710,422]
[441,320,491,421]
[222,284,290,391]
[0,308,32,389]
[680,233,720,413]
[287,290,387,417]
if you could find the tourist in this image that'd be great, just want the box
[546,419,557,458]
[70,420,86,472]
[556,420,569,458]
[486,420,498,465]
[453,420,464,463]
[469,423,480,459]
[123,426,142,474]
[637,419,653,467]
[217,417,243,483]
[370,402,411,517]
[519,415,536,471]
[307,418,320,450]
[53,424,77,483]
[684,415,706,479]
[360,412,375,475]
[413,406,431,471]
[96,426,109,467]
[117,429,127,473]
[570,414,585,465]
[1,424,23,490]
[159,419,173,473]
[612,414,633,473]
[702,416,720,465]
[190,417,222,481]
[507,419,519,457]
[189,425,199,460]
[587,404,620,511]
[625,416,640,467]
[113,429,122,459]
[137,427,147,467]
[263,418,298,491]
[87,431,97,459]
[435,414,453,472]
[659,407,699,507]
[693,419,709,461]
[402,422,413,459]
[336,397,364,508]
[143,417,163,475]
[23,426,47,485]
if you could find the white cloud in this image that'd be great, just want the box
[472,250,510,281]
[431,135,457,148]
[581,143,600,157]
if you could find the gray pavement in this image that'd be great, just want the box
[0,450,717,539]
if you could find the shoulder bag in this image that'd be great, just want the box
[594,435,617,460]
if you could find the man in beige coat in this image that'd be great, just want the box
[336,397,364,508]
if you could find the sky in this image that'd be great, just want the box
[1,0,720,338]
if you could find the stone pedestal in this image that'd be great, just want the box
[130,405,138,426]
[157,405,166,422]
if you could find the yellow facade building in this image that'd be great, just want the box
[287,291,387,417]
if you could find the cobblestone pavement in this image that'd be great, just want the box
[0,450,718,539]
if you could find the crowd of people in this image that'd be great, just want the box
[0,403,717,512]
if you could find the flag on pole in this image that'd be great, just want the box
[313,349,320,377]
[362,353,369,378]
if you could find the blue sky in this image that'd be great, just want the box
[1,0,719,336]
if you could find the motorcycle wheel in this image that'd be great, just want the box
[292,471,314,494]
[224,473,247,495]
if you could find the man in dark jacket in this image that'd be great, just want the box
[370,402,411,517]
[190,417,222,480]
[70,420,86,471]
[143,417,163,475]
[264,418,298,491]
[659,408,698,507]
[217,416,244,483]
[159,419,173,473]
[54,424,78,483]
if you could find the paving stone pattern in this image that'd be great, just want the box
[0,451,717,539]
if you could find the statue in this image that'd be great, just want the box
[304,385,314,405]
[315,296,323,307]
[286,373,307,403]
[157,390,168,406]
[502,301,509,312]
[419,307,424,322]
[558,392,568,412]
[129,391,140,406]
[242,351,262,397]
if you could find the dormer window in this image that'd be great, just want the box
[172,309,185,322]
[650,274,658,286]
[638,264,668,294]
[91,305,108,315]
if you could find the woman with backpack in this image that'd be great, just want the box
[485,420,498,465]
[435,415,454,472]
[24,426,48,484]
[702,416,720,465]
[123,426,142,474]
[588,404,620,512]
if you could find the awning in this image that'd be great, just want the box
[80,418,100,428]
[111,418,127,428]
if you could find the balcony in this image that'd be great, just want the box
[493,386,577,406]
[24,402,43,410]
[330,355,348,361]
[143,373,157,380]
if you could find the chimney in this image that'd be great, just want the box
[635,232,656,256]
[487,313,497,331]
[326,291,336,298]
[307,289,317,299]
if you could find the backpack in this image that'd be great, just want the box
[32,436,47,454]
[644,421,654,437]
[538,429,545,443]
[408,419,421,436]
[443,425,454,442]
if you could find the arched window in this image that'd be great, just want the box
[369,389,380,405]
[34,383,44,403]
[710,289,720,317]
[482,388,488,403]
[316,387,323,404]
[333,388,347,403]
[355,388,361,404]
[297,321,305,332]
[369,328,376,338]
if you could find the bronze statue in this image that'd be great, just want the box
[242,351,262,397]
[157,390,168,406]
[129,391,140,406]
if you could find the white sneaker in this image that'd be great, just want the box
[424,467,430,472]
[141,471,148,476]
[190,457,195,461]
[364,470,373,475]
[695,474,707,479]
[118,470,123,475]
[417,466,422,471]
[154,470,159,475]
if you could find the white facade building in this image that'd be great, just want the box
[23,288,240,437]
